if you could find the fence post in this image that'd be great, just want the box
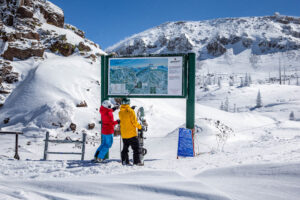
[14,133,20,160]
[81,133,86,161]
[43,132,49,160]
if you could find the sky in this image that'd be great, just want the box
[50,0,300,50]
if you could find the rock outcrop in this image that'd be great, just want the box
[0,0,102,61]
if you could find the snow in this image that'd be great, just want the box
[0,47,300,198]
[1,13,300,199]
[46,1,64,16]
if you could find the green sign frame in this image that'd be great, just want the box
[101,53,196,158]
[104,54,188,98]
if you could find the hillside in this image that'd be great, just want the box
[0,0,105,134]
[0,2,300,199]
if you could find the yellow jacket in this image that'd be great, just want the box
[119,104,142,139]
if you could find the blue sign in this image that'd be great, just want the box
[177,128,194,157]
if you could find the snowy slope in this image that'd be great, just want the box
[107,14,300,60]
[0,2,300,199]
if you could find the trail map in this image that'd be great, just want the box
[108,57,183,96]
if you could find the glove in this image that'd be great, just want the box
[131,106,136,110]
[117,119,120,124]
[112,106,119,111]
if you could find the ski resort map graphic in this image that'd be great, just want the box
[108,57,183,96]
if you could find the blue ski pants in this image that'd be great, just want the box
[94,134,114,159]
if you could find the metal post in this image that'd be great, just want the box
[101,55,109,159]
[14,133,20,160]
[43,132,49,160]
[101,55,106,104]
[81,133,86,161]
[186,53,196,156]
[186,53,196,130]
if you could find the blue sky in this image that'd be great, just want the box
[50,0,300,50]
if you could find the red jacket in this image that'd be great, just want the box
[100,106,118,134]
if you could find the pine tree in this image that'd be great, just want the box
[289,111,295,121]
[218,77,222,88]
[256,90,263,108]
[207,76,212,85]
[283,65,286,85]
[249,74,252,85]
[220,101,224,110]
[279,60,282,85]
[297,74,299,86]
[233,104,237,113]
[213,75,216,85]
[224,97,229,112]
[244,73,249,87]
[240,77,244,87]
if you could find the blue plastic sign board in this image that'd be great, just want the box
[177,128,194,157]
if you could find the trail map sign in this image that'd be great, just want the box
[108,56,185,97]
[101,53,196,159]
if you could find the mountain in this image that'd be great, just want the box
[107,14,300,58]
[0,0,105,133]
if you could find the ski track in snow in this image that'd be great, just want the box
[0,51,300,199]
[0,162,299,200]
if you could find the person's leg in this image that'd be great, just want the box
[94,134,105,158]
[130,137,140,165]
[121,138,130,164]
[98,134,114,159]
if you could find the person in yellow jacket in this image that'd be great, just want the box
[119,98,142,165]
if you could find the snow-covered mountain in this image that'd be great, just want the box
[0,3,300,199]
[107,14,300,59]
[0,0,105,134]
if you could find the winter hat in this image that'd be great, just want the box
[102,100,112,108]
[121,98,130,105]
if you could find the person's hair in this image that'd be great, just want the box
[121,98,130,105]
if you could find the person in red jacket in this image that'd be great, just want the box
[94,100,119,162]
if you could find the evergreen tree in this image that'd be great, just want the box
[244,73,249,86]
[207,76,212,85]
[213,75,216,85]
[249,74,252,85]
[220,101,224,110]
[224,97,229,112]
[279,60,282,85]
[297,74,299,86]
[256,90,263,108]
[233,104,237,113]
[218,77,222,88]
[240,77,244,87]
[289,111,295,121]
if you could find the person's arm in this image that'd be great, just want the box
[109,112,119,126]
[129,109,142,130]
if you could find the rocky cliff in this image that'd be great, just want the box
[0,0,105,113]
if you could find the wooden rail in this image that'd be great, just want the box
[43,132,87,161]
[0,131,23,160]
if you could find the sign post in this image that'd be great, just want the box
[101,53,196,159]
[186,53,196,130]
[101,55,109,159]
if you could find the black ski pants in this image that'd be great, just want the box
[121,137,140,164]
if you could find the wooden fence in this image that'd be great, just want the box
[43,132,87,160]
[0,131,23,160]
